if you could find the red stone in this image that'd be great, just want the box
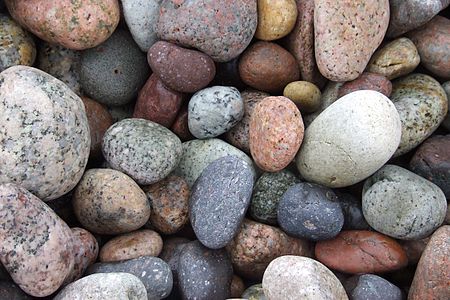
[171,104,194,142]
[338,72,392,98]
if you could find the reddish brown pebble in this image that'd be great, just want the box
[399,238,430,265]
[338,73,392,98]
[315,230,408,274]
[230,275,245,298]
[249,96,304,172]
[171,104,195,142]
[133,74,184,128]
[239,41,299,93]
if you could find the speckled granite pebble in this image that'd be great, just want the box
[338,72,392,98]
[345,274,402,300]
[255,0,297,41]
[242,284,266,300]
[102,118,182,185]
[0,66,90,201]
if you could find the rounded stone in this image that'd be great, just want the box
[262,256,348,300]
[230,275,245,298]
[399,238,430,265]
[362,165,447,240]
[0,66,90,201]
[283,81,321,113]
[345,274,402,300]
[335,192,369,230]
[102,118,182,185]
[80,30,150,106]
[171,104,194,142]
[107,103,135,123]
[242,284,266,300]
[188,86,244,139]
[303,81,343,127]
[443,81,450,131]
[296,90,402,188]
[239,41,299,93]
[73,168,151,235]
[255,0,298,41]
[338,72,392,98]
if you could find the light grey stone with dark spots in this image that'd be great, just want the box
[345,274,402,300]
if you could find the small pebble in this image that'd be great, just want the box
[283,81,322,113]
[335,192,369,230]
[344,274,402,300]
[171,104,195,142]
[230,275,245,298]
[442,81,450,131]
[338,72,392,98]
[242,284,267,300]
[254,0,298,41]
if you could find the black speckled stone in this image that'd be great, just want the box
[277,182,344,241]
[250,170,300,225]
[86,256,173,300]
[0,281,32,300]
[345,274,402,300]
[335,192,370,230]
[190,155,255,249]
[178,241,233,300]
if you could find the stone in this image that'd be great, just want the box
[54,273,147,300]
[0,66,90,201]
[315,0,390,81]
[262,256,348,300]
[443,82,450,131]
[80,30,150,106]
[283,81,322,113]
[366,37,420,80]
[239,41,299,93]
[278,183,344,241]
[230,275,245,298]
[315,230,409,274]
[297,90,401,188]
[133,74,183,128]
[188,86,244,139]
[335,192,369,230]
[362,165,447,240]
[338,73,392,98]
[212,57,247,89]
[250,96,304,172]
[148,41,216,93]
[157,0,257,62]
[108,103,135,123]
[73,168,151,235]
[0,14,36,72]
[391,74,448,156]
[0,184,75,297]
[227,219,313,280]
[345,274,402,300]
[399,238,430,265]
[242,284,266,300]
[171,104,194,142]
[102,118,182,185]
[178,241,233,300]
[0,281,32,300]
[190,156,254,249]
[255,0,297,41]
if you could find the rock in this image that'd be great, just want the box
[297,90,401,188]
[108,102,135,123]
[283,81,322,113]
[87,256,173,299]
[188,86,244,139]
[366,37,420,80]
[0,14,36,72]
[239,41,299,93]
[345,274,402,300]
[315,0,390,81]
[408,226,450,300]
[102,118,182,185]
[278,183,344,241]
[54,273,147,300]
[362,165,447,240]
[227,219,313,280]
[262,256,348,300]
[255,0,297,41]
[73,168,150,235]
[0,184,75,297]
[171,104,194,142]
[443,82,450,131]
[338,73,392,98]
[178,241,233,300]
[242,284,266,300]
[190,156,254,249]
[212,57,247,89]
[230,275,245,298]
[148,41,216,93]
[133,74,183,128]
[0,281,32,300]
[315,230,409,274]
[399,238,430,265]
[250,170,300,225]
[335,192,369,230]
[156,0,257,62]
[250,96,304,172]
[387,0,450,38]
[122,0,161,52]
[391,74,448,156]
[80,30,150,106]
[0,66,90,201]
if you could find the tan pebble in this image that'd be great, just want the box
[255,0,298,41]
[283,81,321,113]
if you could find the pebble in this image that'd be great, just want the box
[80,29,150,106]
[335,192,369,230]
[283,81,322,113]
[390,73,448,156]
[242,284,267,300]
[262,256,348,300]
[0,66,90,201]
[190,156,254,249]
[102,118,182,185]
[362,165,447,240]
[148,41,216,93]
[314,0,389,81]
[366,37,420,80]
[255,0,297,41]
[54,273,147,300]
[178,241,233,300]
[171,104,194,142]
[107,102,135,123]
[227,219,313,280]
[73,168,150,235]
[315,230,409,274]
[230,275,245,298]
[443,81,450,130]
[344,274,402,300]
[338,72,392,98]
[188,86,244,139]
[239,41,299,93]
[156,0,257,62]
[249,96,304,172]
[0,281,32,300]
[297,90,401,188]
[399,238,430,265]
[213,57,247,89]
[0,184,75,297]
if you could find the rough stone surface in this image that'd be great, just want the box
[338,73,392,98]
[283,81,322,113]
[255,0,297,41]
[345,274,402,300]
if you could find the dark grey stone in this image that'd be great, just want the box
[335,192,370,230]
[345,274,403,300]
[0,281,32,300]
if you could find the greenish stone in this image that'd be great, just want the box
[242,284,267,300]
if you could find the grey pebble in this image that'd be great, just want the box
[345,274,402,300]
[335,192,370,230]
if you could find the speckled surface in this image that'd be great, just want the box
[255,0,297,41]
[338,72,392,98]
[0,65,90,201]
[159,237,189,299]
[345,274,402,300]
[242,284,267,300]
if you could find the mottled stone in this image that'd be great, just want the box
[0,281,32,300]
[315,0,390,81]
[345,274,402,300]
[230,275,245,298]
[0,184,75,297]
[255,0,297,41]
[0,66,90,201]
[338,73,392,98]
[242,284,267,300]
[171,104,194,142]
[335,192,369,230]
[283,81,322,113]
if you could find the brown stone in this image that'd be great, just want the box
[171,104,194,142]
[230,275,245,298]
[338,73,392,98]
[255,0,298,41]
[399,238,430,265]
